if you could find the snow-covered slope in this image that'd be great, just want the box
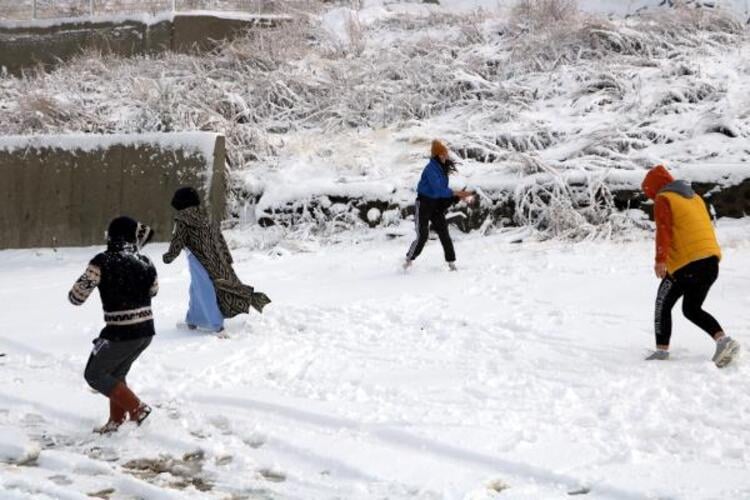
[2,1,748,236]
[1,221,749,498]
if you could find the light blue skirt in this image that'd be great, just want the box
[186,252,224,332]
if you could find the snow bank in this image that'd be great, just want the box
[0,426,39,465]
[255,176,399,212]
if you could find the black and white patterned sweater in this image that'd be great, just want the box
[69,238,158,341]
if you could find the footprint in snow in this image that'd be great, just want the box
[86,446,119,462]
[258,467,286,483]
[123,450,214,492]
[87,487,116,499]
[48,474,74,486]
[243,431,267,449]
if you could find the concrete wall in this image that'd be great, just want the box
[0,13,286,75]
[0,133,226,249]
[172,14,279,52]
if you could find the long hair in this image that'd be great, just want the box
[438,157,458,176]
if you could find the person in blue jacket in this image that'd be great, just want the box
[404,140,474,271]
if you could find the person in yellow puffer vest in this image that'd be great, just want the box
[641,165,740,368]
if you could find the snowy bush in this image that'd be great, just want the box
[505,1,743,73]
[510,0,579,31]
[513,164,644,241]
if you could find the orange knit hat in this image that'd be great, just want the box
[431,139,449,158]
[641,164,674,200]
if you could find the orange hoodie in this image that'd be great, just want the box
[641,165,674,265]
[641,165,721,272]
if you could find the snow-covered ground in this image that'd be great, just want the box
[1,220,749,499]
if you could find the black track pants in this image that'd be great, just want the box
[654,257,723,346]
[406,196,456,263]
[84,336,152,396]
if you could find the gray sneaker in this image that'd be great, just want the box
[712,337,740,368]
[402,259,413,271]
[448,262,457,272]
[645,350,670,361]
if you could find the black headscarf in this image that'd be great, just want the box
[171,187,201,211]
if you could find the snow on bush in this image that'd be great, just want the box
[507,1,743,73]
[513,165,644,241]
[511,0,579,31]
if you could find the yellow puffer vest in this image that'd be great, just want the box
[659,191,721,274]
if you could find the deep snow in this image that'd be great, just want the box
[1,220,749,499]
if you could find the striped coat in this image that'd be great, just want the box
[163,207,270,317]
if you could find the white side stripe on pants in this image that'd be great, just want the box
[406,199,421,260]
[654,277,673,337]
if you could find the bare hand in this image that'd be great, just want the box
[654,262,667,279]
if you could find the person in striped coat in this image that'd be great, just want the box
[163,187,271,334]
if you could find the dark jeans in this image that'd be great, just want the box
[84,336,152,396]
[406,196,456,262]
[654,256,723,346]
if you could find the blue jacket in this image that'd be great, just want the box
[417,158,454,199]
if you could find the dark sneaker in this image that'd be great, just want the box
[645,350,669,361]
[713,337,740,368]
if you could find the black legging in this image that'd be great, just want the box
[654,256,723,346]
[406,196,456,263]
